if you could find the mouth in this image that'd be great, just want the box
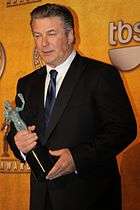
[42,50,54,55]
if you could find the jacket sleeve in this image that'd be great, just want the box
[70,66,137,174]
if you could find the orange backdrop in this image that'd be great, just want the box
[0,1,140,210]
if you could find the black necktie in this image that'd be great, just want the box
[45,70,58,124]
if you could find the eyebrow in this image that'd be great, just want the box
[33,29,57,35]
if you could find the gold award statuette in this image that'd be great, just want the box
[4,93,55,181]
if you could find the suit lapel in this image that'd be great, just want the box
[34,66,47,111]
[32,66,47,143]
[44,53,87,143]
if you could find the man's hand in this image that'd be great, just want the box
[46,148,76,180]
[14,125,38,154]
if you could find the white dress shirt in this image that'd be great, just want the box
[44,50,76,104]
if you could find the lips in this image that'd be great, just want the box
[42,50,54,54]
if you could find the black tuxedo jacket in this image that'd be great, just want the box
[7,53,137,210]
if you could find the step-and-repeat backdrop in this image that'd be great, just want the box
[0,1,140,210]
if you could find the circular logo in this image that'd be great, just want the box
[0,42,6,78]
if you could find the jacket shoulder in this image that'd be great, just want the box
[19,66,46,82]
[79,54,115,70]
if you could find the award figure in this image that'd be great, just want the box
[4,93,55,181]
[4,93,27,131]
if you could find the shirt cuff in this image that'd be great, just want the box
[75,170,78,174]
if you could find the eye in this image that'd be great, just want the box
[49,33,56,36]
[33,33,41,39]
[48,30,57,36]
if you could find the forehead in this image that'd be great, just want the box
[31,16,65,32]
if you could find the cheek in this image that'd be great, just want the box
[34,40,41,50]
[55,38,69,52]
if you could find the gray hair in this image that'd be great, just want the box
[30,3,74,33]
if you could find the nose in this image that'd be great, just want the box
[42,34,49,47]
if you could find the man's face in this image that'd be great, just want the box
[31,16,74,67]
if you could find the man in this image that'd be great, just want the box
[7,3,137,210]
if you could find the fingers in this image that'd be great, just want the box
[46,148,76,180]
[14,125,38,154]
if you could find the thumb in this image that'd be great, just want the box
[49,149,61,157]
[28,125,36,132]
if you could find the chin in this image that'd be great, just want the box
[46,60,57,67]
[41,57,52,65]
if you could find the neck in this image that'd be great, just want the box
[49,47,74,68]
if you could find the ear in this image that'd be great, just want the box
[68,29,75,44]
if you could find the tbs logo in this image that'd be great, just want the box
[108,21,140,71]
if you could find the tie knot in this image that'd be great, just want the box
[50,70,58,80]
